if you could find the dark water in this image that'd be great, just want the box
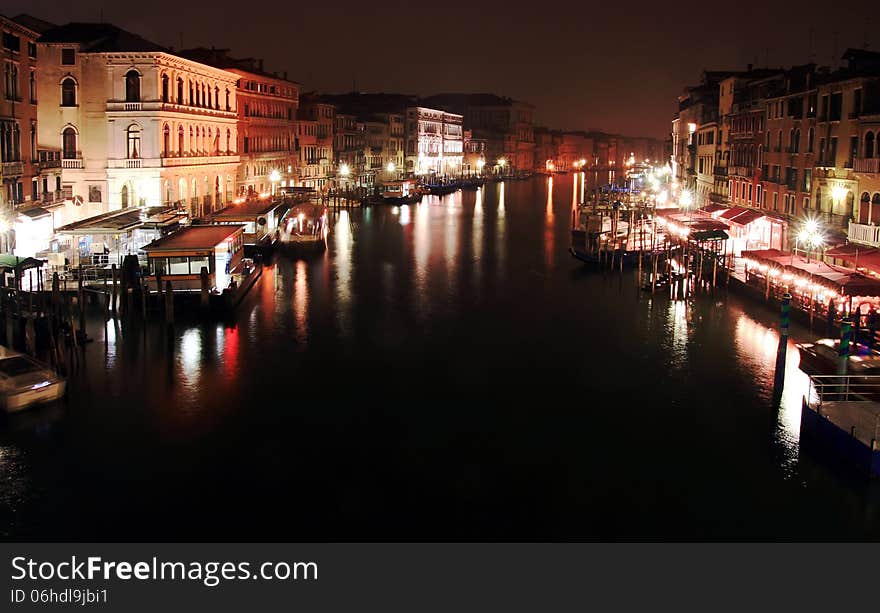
[3,176,880,541]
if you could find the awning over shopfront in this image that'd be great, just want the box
[720,206,750,220]
[0,254,44,272]
[741,249,880,298]
[701,203,728,214]
[728,209,764,226]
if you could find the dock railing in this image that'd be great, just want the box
[805,374,880,449]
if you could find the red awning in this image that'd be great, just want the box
[727,209,764,226]
[719,206,749,220]
[701,203,728,214]
[849,250,880,277]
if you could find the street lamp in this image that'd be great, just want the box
[269,169,281,195]
[497,158,507,177]
[798,217,825,263]
[386,161,396,174]
[476,158,486,176]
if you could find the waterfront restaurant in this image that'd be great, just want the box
[54,206,188,268]
[142,225,244,292]
[741,248,880,320]
[698,204,786,255]
[209,197,285,248]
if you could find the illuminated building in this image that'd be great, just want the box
[297,94,334,191]
[404,106,462,176]
[33,22,240,225]
[0,14,41,227]
[420,94,534,173]
[178,48,300,197]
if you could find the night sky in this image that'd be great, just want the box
[6,0,878,137]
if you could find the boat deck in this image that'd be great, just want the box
[815,400,880,448]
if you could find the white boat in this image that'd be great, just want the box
[0,346,66,413]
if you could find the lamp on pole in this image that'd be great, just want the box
[269,169,281,196]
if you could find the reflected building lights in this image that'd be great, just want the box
[294,260,309,344]
[472,188,483,295]
[496,181,506,280]
[334,210,353,339]
[733,314,808,466]
[414,198,431,318]
[179,328,202,389]
[445,192,461,296]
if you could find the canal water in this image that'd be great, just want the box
[3,175,880,540]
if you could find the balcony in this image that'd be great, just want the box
[38,158,61,170]
[1,161,23,176]
[61,158,84,169]
[161,154,239,168]
[107,158,149,169]
[105,101,236,119]
[854,158,880,173]
[849,221,880,247]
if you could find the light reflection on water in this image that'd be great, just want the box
[733,314,811,471]
[5,175,880,540]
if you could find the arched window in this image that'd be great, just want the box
[161,74,169,103]
[866,132,875,158]
[794,129,801,153]
[126,124,141,159]
[177,77,184,104]
[121,184,129,208]
[125,70,141,102]
[789,129,795,152]
[214,86,219,110]
[189,126,194,154]
[776,130,783,152]
[226,129,231,153]
[162,124,170,157]
[846,191,855,219]
[178,125,184,156]
[188,80,194,105]
[816,187,823,211]
[61,78,76,106]
[225,89,230,111]
[62,126,77,159]
[808,127,815,153]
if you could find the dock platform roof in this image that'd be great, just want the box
[211,199,283,220]
[143,225,243,253]
[56,206,184,235]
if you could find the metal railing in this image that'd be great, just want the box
[854,158,880,173]
[849,221,880,247]
[805,374,880,449]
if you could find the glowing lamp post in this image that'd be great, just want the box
[680,189,693,218]
[497,158,507,177]
[476,158,486,176]
[269,169,281,196]
[797,218,825,263]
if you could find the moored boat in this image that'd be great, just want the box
[380,179,423,204]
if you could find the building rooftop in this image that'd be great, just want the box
[143,225,243,253]
[37,22,167,53]
[177,47,301,85]
[5,13,50,36]
[57,206,184,234]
